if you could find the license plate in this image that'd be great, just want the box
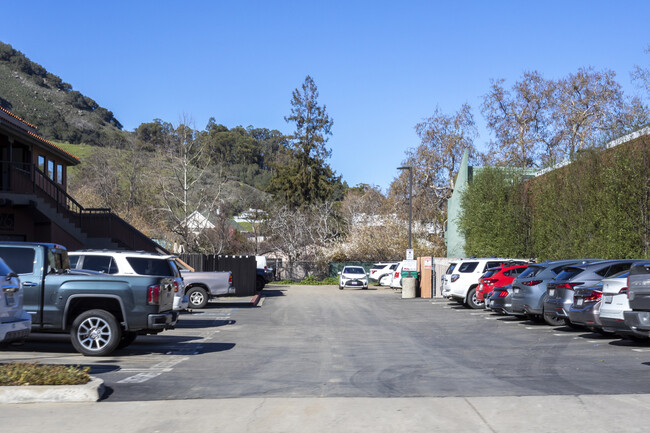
[604,295,613,304]
[576,298,583,306]
[548,289,555,296]
[4,292,15,306]
[514,288,519,294]
[350,281,359,285]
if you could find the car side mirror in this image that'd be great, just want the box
[6,272,18,281]
[338,272,341,275]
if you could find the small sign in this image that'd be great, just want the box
[402,260,418,271]
[406,249,414,260]
[424,258,432,270]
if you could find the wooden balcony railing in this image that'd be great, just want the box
[1,161,167,253]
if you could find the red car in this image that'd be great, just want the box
[476,264,529,302]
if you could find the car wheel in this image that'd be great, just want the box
[339,285,344,290]
[466,287,484,309]
[187,287,209,309]
[117,331,138,349]
[378,275,390,286]
[543,310,565,326]
[70,309,121,357]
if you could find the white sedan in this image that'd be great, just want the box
[338,266,369,290]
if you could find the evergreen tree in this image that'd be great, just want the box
[268,75,341,207]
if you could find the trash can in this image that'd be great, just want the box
[401,271,420,299]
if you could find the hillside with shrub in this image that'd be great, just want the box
[0,41,126,146]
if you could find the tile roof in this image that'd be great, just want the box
[0,106,80,164]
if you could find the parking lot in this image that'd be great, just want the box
[3,284,650,401]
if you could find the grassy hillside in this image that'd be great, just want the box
[0,41,128,146]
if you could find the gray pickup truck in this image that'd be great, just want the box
[176,259,235,309]
[624,262,650,339]
[0,242,178,356]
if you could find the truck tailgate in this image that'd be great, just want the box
[157,278,175,312]
[628,263,650,311]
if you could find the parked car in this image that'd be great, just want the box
[487,284,517,315]
[0,257,31,345]
[441,262,457,298]
[69,250,189,311]
[511,259,595,320]
[624,262,650,340]
[339,266,369,290]
[0,242,178,356]
[370,262,397,283]
[378,263,400,286]
[443,258,527,309]
[476,264,528,303]
[389,262,406,289]
[543,260,643,327]
[256,256,274,291]
[569,270,629,334]
[599,271,638,339]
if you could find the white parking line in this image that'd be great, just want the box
[117,357,189,384]
[632,348,650,352]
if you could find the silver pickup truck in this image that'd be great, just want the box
[176,259,236,309]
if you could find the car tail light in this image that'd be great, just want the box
[148,285,161,305]
[498,290,508,297]
[522,280,542,286]
[556,283,581,290]
[627,276,630,298]
[584,291,602,301]
[173,281,179,293]
[395,271,400,278]
[451,274,459,282]
[619,287,628,295]
[483,278,498,285]
[229,274,233,284]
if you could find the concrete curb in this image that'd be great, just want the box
[0,376,104,404]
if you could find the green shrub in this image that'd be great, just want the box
[0,362,90,386]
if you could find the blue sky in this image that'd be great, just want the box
[2,1,649,191]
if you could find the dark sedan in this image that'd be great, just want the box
[543,260,644,327]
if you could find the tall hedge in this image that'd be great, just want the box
[458,167,530,258]
[458,135,650,260]
[528,138,650,259]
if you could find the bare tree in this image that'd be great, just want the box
[552,67,628,159]
[158,115,226,253]
[482,72,556,167]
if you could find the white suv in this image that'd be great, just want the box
[370,262,397,282]
[69,250,189,311]
[442,258,527,308]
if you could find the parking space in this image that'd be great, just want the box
[3,286,650,402]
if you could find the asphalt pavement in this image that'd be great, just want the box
[2,285,650,431]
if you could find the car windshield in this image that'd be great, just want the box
[344,267,365,274]
[554,267,584,281]
[609,270,630,279]
[482,269,498,278]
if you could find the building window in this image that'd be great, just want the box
[47,160,54,180]
[56,164,63,185]
[38,155,45,172]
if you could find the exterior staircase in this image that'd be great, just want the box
[1,161,167,253]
